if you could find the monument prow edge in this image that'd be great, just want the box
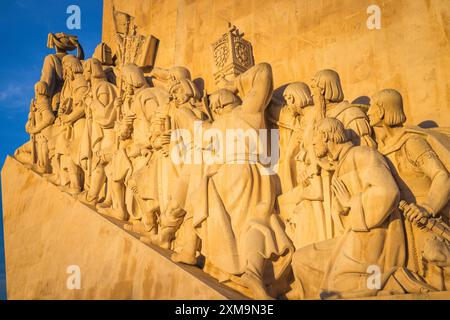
[1,156,248,300]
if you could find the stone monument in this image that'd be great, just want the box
[2,0,450,300]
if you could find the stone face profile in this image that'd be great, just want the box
[3,0,450,300]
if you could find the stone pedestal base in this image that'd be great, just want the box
[1,156,246,299]
[2,156,450,300]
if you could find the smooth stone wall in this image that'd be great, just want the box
[102,0,450,127]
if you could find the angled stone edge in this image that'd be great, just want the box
[1,156,247,300]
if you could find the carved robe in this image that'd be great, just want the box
[126,87,171,217]
[187,63,293,281]
[378,127,450,289]
[80,80,118,171]
[40,53,65,112]
[55,75,88,167]
[292,145,406,299]
[112,87,162,185]
[277,106,328,248]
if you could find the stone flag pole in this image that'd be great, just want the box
[2,0,450,300]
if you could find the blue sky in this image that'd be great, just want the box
[0,0,103,300]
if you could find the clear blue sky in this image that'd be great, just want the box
[0,0,103,299]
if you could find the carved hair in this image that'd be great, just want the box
[312,69,344,103]
[34,81,49,97]
[62,55,84,74]
[283,82,313,107]
[372,89,406,126]
[316,117,349,144]
[84,58,107,80]
[121,63,149,89]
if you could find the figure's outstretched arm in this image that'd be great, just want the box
[231,63,274,114]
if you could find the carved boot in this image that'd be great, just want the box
[98,181,128,221]
[171,219,198,266]
[78,190,97,208]
[140,226,176,250]
[124,221,157,236]
[96,199,112,209]
[242,253,274,300]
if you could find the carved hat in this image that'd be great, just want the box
[47,33,84,60]
[312,69,344,103]
[83,58,106,80]
[121,63,148,89]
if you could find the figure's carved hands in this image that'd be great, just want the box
[311,84,326,119]
[80,158,88,171]
[153,130,171,150]
[127,179,138,194]
[332,178,351,209]
[215,73,237,93]
[26,123,39,134]
[127,145,141,158]
[298,170,311,188]
[141,148,152,158]
[114,96,124,109]
[404,203,431,227]
[60,114,70,125]
[311,84,324,99]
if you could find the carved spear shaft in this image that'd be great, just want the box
[399,200,450,242]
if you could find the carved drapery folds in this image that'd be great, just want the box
[12,20,450,300]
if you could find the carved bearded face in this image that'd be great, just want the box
[312,130,329,158]
[170,84,189,105]
[367,101,383,127]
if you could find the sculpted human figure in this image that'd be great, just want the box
[170,63,294,299]
[123,67,194,236]
[143,74,208,248]
[272,82,328,248]
[311,69,376,148]
[268,82,315,193]
[78,58,118,207]
[14,81,55,173]
[290,117,413,299]
[368,89,450,290]
[50,54,88,195]
[41,33,84,112]
[101,63,165,221]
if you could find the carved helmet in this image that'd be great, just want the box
[47,32,84,60]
